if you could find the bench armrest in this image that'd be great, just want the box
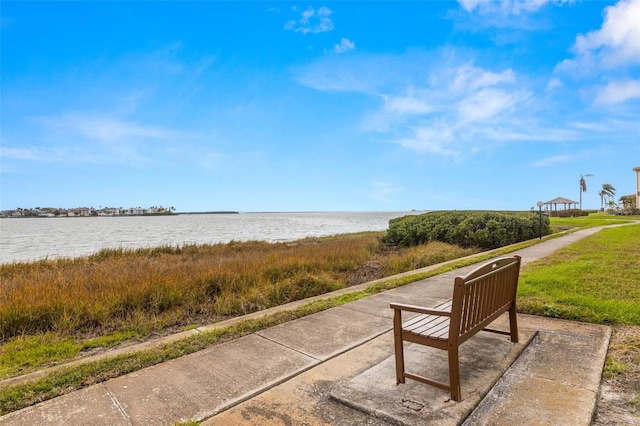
[390,302,451,317]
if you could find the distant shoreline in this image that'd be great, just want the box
[177,211,240,215]
[1,211,409,264]
[0,211,241,219]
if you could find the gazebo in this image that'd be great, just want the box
[543,196,579,213]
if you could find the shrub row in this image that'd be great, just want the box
[383,211,551,249]
[548,209,590,217]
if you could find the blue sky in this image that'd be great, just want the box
[2,0,639,212]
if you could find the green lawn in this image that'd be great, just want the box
[549,212,639,229]
[518,224,640,325]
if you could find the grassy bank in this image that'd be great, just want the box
[0,234,479,343]
[1,213,638,415]
[0,233,478,376]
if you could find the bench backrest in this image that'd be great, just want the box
[449,255,521,344]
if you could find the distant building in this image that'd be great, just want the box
[99,207,122,216]
[70,208,92,217]
[128,207,146,215]
[0,205,171,219]
[634,166,640,209]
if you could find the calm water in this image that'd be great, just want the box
[0,211,418,264]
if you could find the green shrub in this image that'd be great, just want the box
[384,211,550,249]
[549,209,592,217]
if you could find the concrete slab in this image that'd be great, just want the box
[329,330,535,426]
[521,329,609,391]
[342,292,448,319]
[466,375,598,426]
[385,274,461,301]
[105,334,316,425]
[0,383,130,426]
[403,272,460,293]
[256,306,391,360]
[464,319,611,426]
[203,332,400,426]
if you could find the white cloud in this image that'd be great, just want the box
[457,88,526,122]
[452,64,515,91]
[395,125,458,156]
[9,114,193,166]
[572,121,609,132]
[458,0,483,12]
[385,96,433,115]
[0,145,106,164]
[455,0,573,32]
[334,38,355,54]
[595,79,640,104]
[294,50,584,158]
[574,0,640,67]
[546,78,562,91]
[555,0,640,105]
[558,0,640,73]
[458,0,564,15]
[292,54,402,94]
[36,114,186,143]
[285,6,334,34]
[383,64,531,155]
[530,154,573,167]
[0,146,51,162]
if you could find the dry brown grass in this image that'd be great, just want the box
[0,233,477,343]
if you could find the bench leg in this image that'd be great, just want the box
[509,305,519,343]
[393,310,405,384]
[448,346,461,402]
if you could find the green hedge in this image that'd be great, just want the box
[548,209,590,217]
[384,211,551,249]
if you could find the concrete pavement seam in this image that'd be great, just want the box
[252,332,323,362]
[197,327,394,423]
[102,382,133,426]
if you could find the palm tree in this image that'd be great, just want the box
[598,190,604,211]
[619,195,635,211]
[579,174,594,211]
[598,183,616,211]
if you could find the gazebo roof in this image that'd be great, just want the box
[545,197,579,205]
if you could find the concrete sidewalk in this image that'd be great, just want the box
[0,227,613,425]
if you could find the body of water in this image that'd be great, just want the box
[0,211,419,263]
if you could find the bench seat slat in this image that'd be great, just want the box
[402,313,440,329]
[404,315,451,339]
[404,314,446,331]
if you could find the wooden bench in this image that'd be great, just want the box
[390,255,521,402]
